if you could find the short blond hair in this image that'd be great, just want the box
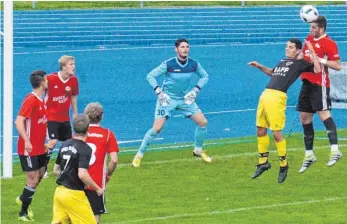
[84,102,104,124]
[59,55,74,70]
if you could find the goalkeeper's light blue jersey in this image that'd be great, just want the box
[147,57,209,100]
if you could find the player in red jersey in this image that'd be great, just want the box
[297,16,342,173]
[15,70,48,221]
[84,102,119,223]
[44,55,79,178]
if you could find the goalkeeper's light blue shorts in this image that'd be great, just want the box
[154,99,201,119]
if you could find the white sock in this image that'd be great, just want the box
[194,147,202,155]
[305,150,314,157]
[330,144,339,153]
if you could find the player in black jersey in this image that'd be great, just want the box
[52,114,103,224]
[248,38,321,183]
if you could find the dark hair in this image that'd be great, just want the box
[175,38,189,47]
[30,70,46,89]
[73,114,90,136]
[288,38,302,50]
[314,16,327,31]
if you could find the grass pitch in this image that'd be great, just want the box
[2,130,347,223]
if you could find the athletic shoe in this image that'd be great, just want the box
[327,150,342,167]
[193,151,212,163]
[278,164,289,183]
[132,156,142,168]
[252,162,271,179]
[18,213,34,222]
[16,196,34,219]
[298,155,317,173]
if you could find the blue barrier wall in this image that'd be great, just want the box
[1,5,347,47]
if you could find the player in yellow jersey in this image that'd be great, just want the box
[248,38,321,183]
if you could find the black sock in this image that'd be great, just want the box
[20,185,36,214]
[303,123,314,150]
[323,117,338,145]
[259,152,269,157]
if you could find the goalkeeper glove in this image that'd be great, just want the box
[184,86,200,105]
[154,87,171,106]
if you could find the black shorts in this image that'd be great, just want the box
[19,154,47,172]
[296,79,331,113]
[47,121,72,141]
[85,190,107,215]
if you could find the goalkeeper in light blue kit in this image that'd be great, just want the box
[132,38,211,167]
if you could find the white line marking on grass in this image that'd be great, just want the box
[6,144,346,178]
[117,144,347,168]
[316,137,347,141]
[107,196,347,224]
[173,106,297,117]
[118,138,163,144]
[5,137,164,156]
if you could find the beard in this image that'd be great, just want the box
[179,54,188,59]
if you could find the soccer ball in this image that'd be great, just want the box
[300,5,319,23]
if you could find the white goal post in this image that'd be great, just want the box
[2,1,14,178]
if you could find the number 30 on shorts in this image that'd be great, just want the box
[157,109,165,116]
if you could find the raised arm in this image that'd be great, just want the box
[248,61,273,76]
[305,41,322,73]
[320,40,341,71]
[320,59,341,71]
[304,39,341,71]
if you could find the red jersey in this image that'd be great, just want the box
[45,72,79,122]
[17,93,47,156]
[301,34,340,87]
[86,124,119,190]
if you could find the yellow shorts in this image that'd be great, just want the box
[51,185,96,224]
[256,89,287,131]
